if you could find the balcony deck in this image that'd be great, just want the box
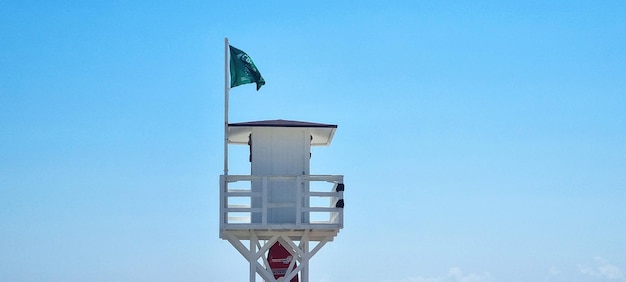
[219,175,344,240]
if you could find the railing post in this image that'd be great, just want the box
[220,175,225,231]
[262,176,268,225]
[296,176,302,226]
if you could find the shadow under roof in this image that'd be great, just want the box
[228,119,338,146]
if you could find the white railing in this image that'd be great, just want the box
[219,175,344,231]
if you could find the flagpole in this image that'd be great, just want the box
[224,37,229,176]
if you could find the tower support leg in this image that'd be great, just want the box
[223,230,332,282]
[300,231,309,282]
[250,235,257,282]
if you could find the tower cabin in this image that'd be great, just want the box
[219,119,344,282]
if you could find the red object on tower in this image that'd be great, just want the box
[267,242,299,282]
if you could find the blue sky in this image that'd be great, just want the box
[1,1,625,281]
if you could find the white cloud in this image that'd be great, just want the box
[393,268,492,282]
[399,277,441,282]
[548,266,561,276]
[544,266,567,282]
[579,257,626,281]
[447,268,492,282]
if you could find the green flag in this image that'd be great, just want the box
[229,45,265,90]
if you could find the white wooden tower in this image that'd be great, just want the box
[220,119,344,282]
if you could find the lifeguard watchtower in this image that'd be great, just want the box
[219,119,345,282]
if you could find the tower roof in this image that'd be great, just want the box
[228,119,337,145]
